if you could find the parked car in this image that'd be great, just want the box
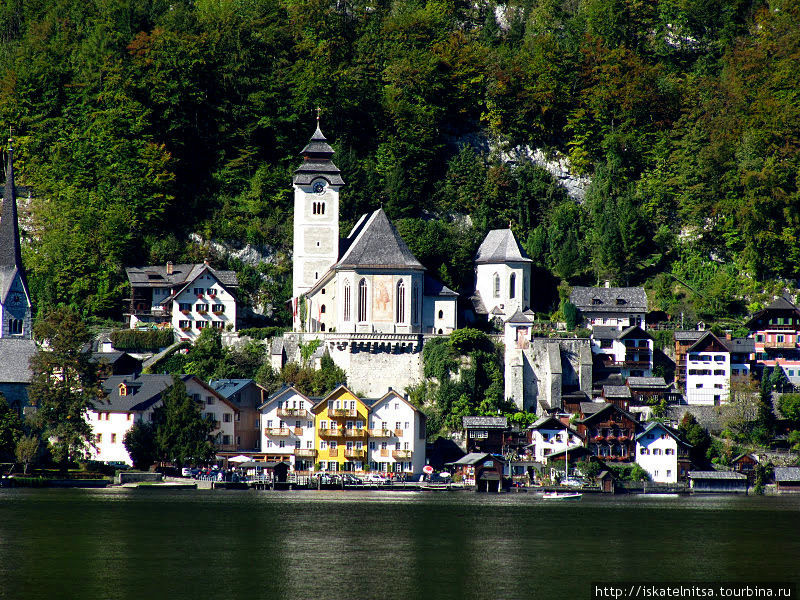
[363,473,388,484]
[181,467,192,477]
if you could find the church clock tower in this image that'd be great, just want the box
[292,121,344,303]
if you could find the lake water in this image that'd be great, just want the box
[1,488,798,600]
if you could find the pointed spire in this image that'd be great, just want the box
[0,136,23,269]
[293,114,344,187]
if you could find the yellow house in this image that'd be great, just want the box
[313,384,370,472]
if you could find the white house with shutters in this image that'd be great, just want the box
[635,422,692,483]
[366,390,426,474]
[526,416,584,463]
[258,386,318,471]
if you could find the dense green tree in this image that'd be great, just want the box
[123,420,158,470]
[154,376,215,466]
[0,394,23,462]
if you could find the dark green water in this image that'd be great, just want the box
[1,489,798,600]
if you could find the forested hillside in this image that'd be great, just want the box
[1,0,798,326]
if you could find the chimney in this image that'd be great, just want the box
[604,280,611,288]
[203,257,210,266]
[388,386,393,392]
[726,333,732,340]
[166,261,173,275]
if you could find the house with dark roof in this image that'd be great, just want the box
[674,330,705,388]
[88,374,239,465]
[471,229,532,322]
[89,352,142,377]
[365,389,426,474]
[590,325,654,379]
[746,296,800,387]
[290,125,457,336]
[774,467,800,493]
[446,452,506,492]
[462,416,508,454]
[635,422,691,483]
[125,259,238,341]
[576,402,640,462]
[688,470,747,493]
[685,332,754,405]
[569,285,647,330]
[210,379,268,452]
[526,416,583,463]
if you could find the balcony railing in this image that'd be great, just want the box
[392,450,413,459]
[368,428,393,437]
[277,408,309,418]
[380,449,389,457]
[344,449,366,459]
[328,408,358,418]
[294,448,317,458]
[764,340,796,349]
[265,427,292,436]
[344,428,367,438]
[326,449,339,458]
[319,428,344,439]
[394,429,404,437]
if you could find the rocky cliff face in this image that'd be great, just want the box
[498,146,592,202]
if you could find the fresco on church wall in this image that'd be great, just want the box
[373,275,393,322]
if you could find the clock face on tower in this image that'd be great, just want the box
[11,294,21,305]
[312,181,325,194]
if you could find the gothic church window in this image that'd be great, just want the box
[493,273,500,298]
[396,280,405,323]
[358,279,367,322]
[412,283,419,325]
[8,319,22,335]
[509,273,516,299]
[343,281,351,321]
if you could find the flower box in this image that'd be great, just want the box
[180,310,190,315]
[212,310,224,315]
[197,310,208,314]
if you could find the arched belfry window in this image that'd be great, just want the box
[343,280,351,321]
[509,273,516,299]
[493,273,500,298]
[396,280,405,323]
[358,279,368,322]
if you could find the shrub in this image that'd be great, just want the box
[110,329,175,352]
[238,327,288,340]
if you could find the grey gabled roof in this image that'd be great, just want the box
[448,452,504,466]
[423,274,458,297]
[126,263,238,290]
[774,467,800,482]
[474,229,532,264]
[626,377,668,389]
[723,337,755,354]
[293,125,344,186]
[0,338,36,383]
[335,209,424,270]
[635,422,690,446]
[674,330,705,342]
[99,373,179,412]
[208,379,256,399]
[592,326,621,340]
[469,292,488,315]
[462,416,507,429]
[506,309,531,324]
[602,385,631,399]
[569,286,647,313]
[689,471,746,480]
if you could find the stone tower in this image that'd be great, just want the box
[292,123,344,310]
[0,137,32,339]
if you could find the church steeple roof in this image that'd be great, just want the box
[293,121,344,186]
[0,137,23,270]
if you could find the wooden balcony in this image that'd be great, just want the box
[392,450,413,459]
[344,428,367,438]
[764,340,796,349]
[328,408,358,418]
[294,448,317,458]
[380,449,389,457]
[277,408,309,418]
[344,449,366,459]
[319,428,344,439]
[368,428,393,437]
[265,427,292,436]
[394,429,404,437]
[326,449,339,458]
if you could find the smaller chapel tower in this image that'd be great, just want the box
[0,137,32,339]
[292,121,344,306]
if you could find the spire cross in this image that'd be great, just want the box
[315,107,321,124]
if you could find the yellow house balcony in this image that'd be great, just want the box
[277,408,309,418]
[319,428,344,439]
[328,408,358,418]
[344,428,367,438]
[368,429,393,437]
[294,448,317,458]
[326,449,339,458]
[392,450,413,460]
[344,449,366,460]
[265,427,292,436]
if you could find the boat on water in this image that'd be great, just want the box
[541,491,583,500]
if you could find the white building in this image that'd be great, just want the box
[471,229,532,322]
[635,422,691,483]
[366,390,426,474]
[290,124,457,335]
[125,261,238,341]
[258,386,317,470]
[527,416,584,464]
[89,374,238,465]
[590,325,654,378]
[569,285,647,330]
[686,332,754,405]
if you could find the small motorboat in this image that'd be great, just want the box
[541,491,582,500]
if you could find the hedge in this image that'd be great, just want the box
[237,327,288,340]
[110,329,176,352]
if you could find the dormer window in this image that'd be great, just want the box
[616,298,626,305]
[593,298,602,305]
[119,383,128,397]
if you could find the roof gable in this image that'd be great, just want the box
[688,332,729,353]
[475,229,532,264]
[336,209,424,270]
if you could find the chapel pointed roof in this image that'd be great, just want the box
[0,138,30,302]
[293,122,344,186]
[335,208,424,270]
[475,229,532,264]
